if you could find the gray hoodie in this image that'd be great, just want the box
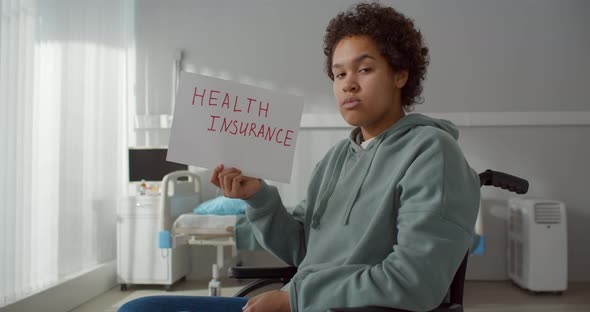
[241,113,480,312]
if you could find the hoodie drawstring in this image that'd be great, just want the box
[311,145,348,229]
[342,137,381,225]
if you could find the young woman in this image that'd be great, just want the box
[119,3,480,312]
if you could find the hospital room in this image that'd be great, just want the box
[1,0,589,311]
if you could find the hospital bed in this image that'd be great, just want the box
[157,170,240,288]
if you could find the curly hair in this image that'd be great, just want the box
[323,2,430,111]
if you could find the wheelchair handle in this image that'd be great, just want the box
[479,169,529,194]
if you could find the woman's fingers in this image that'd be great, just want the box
[213,167,241,197]
[232,175,245,197]
[222,172,241,196]
[209,164,224,187]
[218,167,241,181]
[242,303,256,312]
[211,166,261,199]
[243,294,261,311]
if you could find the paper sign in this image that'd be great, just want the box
[167,72,304,183]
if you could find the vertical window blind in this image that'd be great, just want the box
[0,0,132,307]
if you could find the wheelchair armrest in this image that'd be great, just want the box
[228,266,297,279]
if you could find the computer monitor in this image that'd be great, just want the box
[128,148,188,182]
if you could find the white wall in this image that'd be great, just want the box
[133,0,590,281]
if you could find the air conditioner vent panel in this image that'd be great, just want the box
[534,203,561,224]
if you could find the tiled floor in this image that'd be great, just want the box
[463,281,590,312]
[70,280,590,312]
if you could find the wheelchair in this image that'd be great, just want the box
[228,169,529,312]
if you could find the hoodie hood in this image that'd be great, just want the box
[309,113,460,228]
[349,113,459,150]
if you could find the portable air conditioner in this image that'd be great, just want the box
[507,198,567,292]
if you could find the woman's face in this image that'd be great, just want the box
[331,35,407,139]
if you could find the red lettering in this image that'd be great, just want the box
[233,96,242,112]
[246,97,256,114]
[238,121,248,135]
[229,120,238,135]
[208,115,220,131]
[256,124,265,138]
[192,87,206,106]
[249,122,258,137]
[264,126,277,141]
[258,101,269,118]
[221,117,232,132]
[221,93,231,109]
[275,129,284,144]
[208,90,219,106]
[283,130,294,147]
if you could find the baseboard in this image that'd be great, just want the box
[1,261,117,312]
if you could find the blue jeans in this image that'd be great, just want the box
[118,295,249,312]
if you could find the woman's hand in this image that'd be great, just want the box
[210,164,262,199]
[242,290,291,312]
